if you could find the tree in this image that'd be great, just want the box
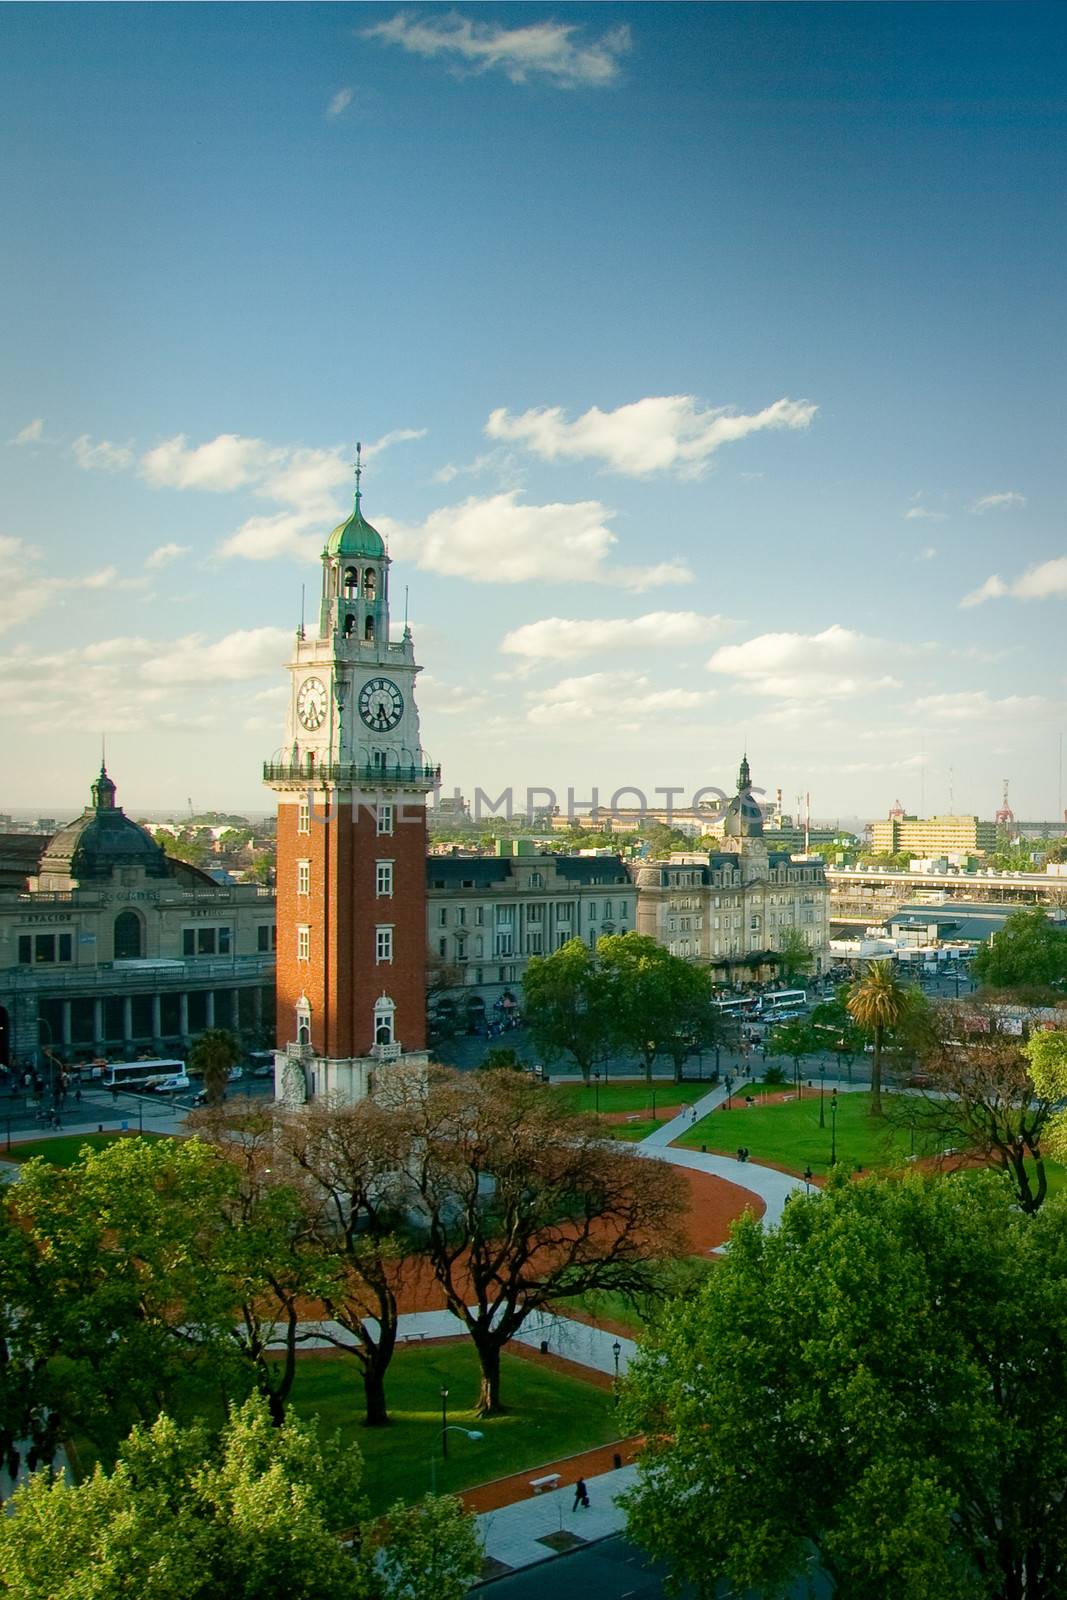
[480,1045,524,1071]
[395,1067,687,1414]
[1024,1029,1067,1163]
[847,960,908,1116]
[897,1006,1056,1213]
[810,985,868,1078]
[0,1397,367,1600]
[972,906,1067,994]
[276,1097,420,1428]
[765,1017,821,1093]
[523,938,615,1082]
[598,933,720,1082]
[776,926,815,982]
[622,1173,1067,1600]
[372,1496,484,1600]
[188,1027,242,1105]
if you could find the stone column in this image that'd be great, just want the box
[230,989,240,1029]
[122,996,133,1048]
[61,1000,72,1048]
[151,993,162,1043]
[179,992,189,1043]
[204,990,215,1028]
[253,987,263,1028]
[93,998,104,1051]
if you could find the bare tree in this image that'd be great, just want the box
[394,1067,688,1415]
[893,1003,1055,1212]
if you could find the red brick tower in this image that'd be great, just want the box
[264,447,437,1104]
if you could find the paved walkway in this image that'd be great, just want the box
[475,1462,638,1576]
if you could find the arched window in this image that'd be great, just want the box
[343,613,356,638]
[362,568,376,600]
[364,615,375,641]
[296,994,311,1047]
[343,567,359,599]
[374,994,395,1046]
[114,910,142,960]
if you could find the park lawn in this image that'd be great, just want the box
[556,1257,713,1338]
[675,1090,922,1178]
[287,1342,620,1512]
[3,1131,167,1166]
[553,1080,711,1115]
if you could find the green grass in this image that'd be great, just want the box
[287,1342,620,1512]
[675,1090,924,1178]
[553,1080,711,1115]
[3,1131,167,1166]
[555,1257,712,1338]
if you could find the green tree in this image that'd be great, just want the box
[810,985,868,1076]
[523,938,615,1082]
[480,1045,524,1071]
[598,932,720,1082]
[775,926,816,982]
[1024,1028,1067,1162]
[372,1495,484,1600]
[188,1026,242,1104]
[765,1016,821,1093]
[0,1398,367,1600]
[847,960,908,1116]
[394,1067,687,1414]
[972,906,1067,993]
[622,1174,1067,1600]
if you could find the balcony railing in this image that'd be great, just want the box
[371,1041,402,1062]
[263,760,440,789]
[2,954,277,992]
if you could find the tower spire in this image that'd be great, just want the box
[354,440,362,507]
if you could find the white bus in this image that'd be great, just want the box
[758,990,808,1019]
[101,1059,184,1090]
[712,997,760,1019]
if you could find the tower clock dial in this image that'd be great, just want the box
[296,676,328,731]
[358,676,404,732]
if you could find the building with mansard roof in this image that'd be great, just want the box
[632,756,830,981]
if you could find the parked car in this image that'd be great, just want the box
[155,1073,191,1095]
[246,1050,274,1078]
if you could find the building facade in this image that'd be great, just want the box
[870,813,998,857]
[0,766,275,1070]
[264,450,437,1106]
[426,842,636,1030]
[632,757,830,979]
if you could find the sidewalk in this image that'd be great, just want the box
[474,1461,637,1579]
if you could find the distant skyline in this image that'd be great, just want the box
[2,4,1065,820]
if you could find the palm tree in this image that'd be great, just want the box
[188,1027,242,1106]
[846,961,907,1118]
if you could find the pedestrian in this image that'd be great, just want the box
[572,1477,590,1511]
[737,1147,744,1162]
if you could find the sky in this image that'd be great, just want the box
[2,3,1065,825]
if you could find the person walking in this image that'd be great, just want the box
[572,1477,590,1511]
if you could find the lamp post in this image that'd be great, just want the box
[818,1062,826,1129]
[803,1165,813,1195]
[650,1085,657,1122]
[830,1089,838,1166]
[593,1070,600,1114]
[440,1386,449,1458]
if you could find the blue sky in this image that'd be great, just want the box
[2,4,1065,822]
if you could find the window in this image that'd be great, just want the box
[456,907,466,926]
[604,901,613,920]
[495,931,513,958]
[298,799,310,835]
[619,902,628,921]
[297,926,310,961]
[114,910,142,960]
[475,906,485,926]
[377,801,394,836]
[17,932,73,965]
[556,901,572,922]
[438,937,447,958]
[525,930,543,955]
[257,924,277,952]
[376,926,394,963]
[376,860,394,897]
[297,860,310,895]
[438,908,448,927]
[474,935,484,957]
[495,905,514,925]
[527,903,543,924]
[531,871,543,887]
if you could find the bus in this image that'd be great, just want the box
[712,997,760,1019]
[758,990,808,1019]
[101,1059,184,1091]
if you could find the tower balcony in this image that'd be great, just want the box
[263,759,440,791]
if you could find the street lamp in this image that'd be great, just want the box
[593,1070,600,1114]
[830,1089,838,1166]
[441,1386,449,1457]
[650,1085,657,1122]
[803,1165,813,1195]
[818,1062,826,1129]
[612,1338,622,1404]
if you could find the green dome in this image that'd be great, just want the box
[326,494,385,560]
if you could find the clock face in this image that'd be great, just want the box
[358,676,404,732]
[296,676,328,731]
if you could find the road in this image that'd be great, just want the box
[474,1535,695,1599]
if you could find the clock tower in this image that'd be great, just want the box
[264,447,438,1104]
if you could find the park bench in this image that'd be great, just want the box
[529,1473,562,1494]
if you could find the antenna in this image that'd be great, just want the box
[299,584,305,641]
[404,584,409,631]
[354,440,362,501]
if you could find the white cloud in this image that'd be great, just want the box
[525,670,712,725]
[970,491,1027,514]
[327,87,353,118]
[917,546,938,561]
[141,433,282,492]
[904,506,947,522]
[364,13,631,88]
[73,434,134,473]
[141,627,291,686]
[9,418,43,446]
[379,490,691,589]
[0,537,56,632]
[417,673,490,716]
[146,542,190,569]
[707,624,901,699]
[839,754,926,775]
[362,428,427,460]
[961,557,1067,608]
[501,611,728,662]
[486,394,816,478]
[914,691,1060,723]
